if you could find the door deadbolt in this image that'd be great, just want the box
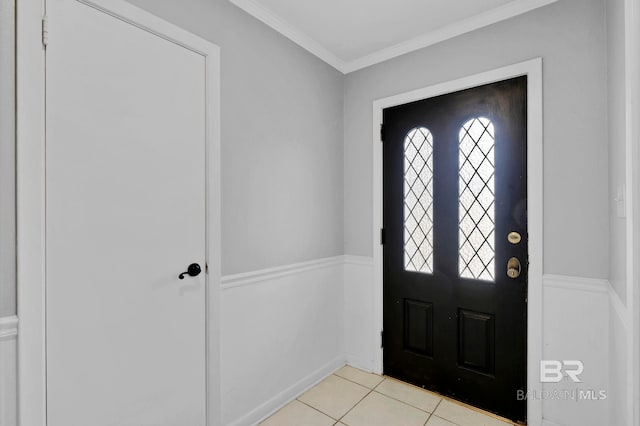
[507,231,522,244]
[507,257,521,279]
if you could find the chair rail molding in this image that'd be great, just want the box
[0,316,17,341]
[221,256,345,290]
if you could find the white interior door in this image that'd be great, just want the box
[46,1,207,425]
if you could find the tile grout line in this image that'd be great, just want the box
[373,376,435,400]
[294,397,341,422]
[333,372,384,390]
[371,389,440,416]
[294,373,378,425]
[340,369,514,425]
[382,375,444,400]
[424,399,480,426]
[372,376,447,420]
[336,378,441,425]
[424,398,446,426]
[422,399,438,426]
[383,377,514,426]
[286,369,514,426]
[335,384,376,424]
[435,396,515,425]
[332,373,490,426]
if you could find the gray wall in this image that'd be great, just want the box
[127,0,345,275]
[344,0,609,279]
[0,0,15,318]
[606,0,626,302]
[1,0,616,312]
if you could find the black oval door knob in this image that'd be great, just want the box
[178,263,202,280]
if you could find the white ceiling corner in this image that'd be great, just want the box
[229,0,558,74]
[229,0,349,72]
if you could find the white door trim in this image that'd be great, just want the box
[371,58,543,425]
[17,1,222,424]
[625,0,640,424]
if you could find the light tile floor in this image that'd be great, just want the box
[260,366,521,426]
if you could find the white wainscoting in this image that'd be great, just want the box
[608,283,629,426]
[541,275,609,426]
[343,255,375,372]
[0,316,17,426]
[342,258,613,426]
[220,256,346,426]
[3,260,623,425]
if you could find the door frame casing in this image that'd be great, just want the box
[625,1,640,425]
[17,1,222,425]
[372,58,543,425]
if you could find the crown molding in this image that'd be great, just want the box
[230,0,558,74]
[229,0,348,73]
[343,0,558,73]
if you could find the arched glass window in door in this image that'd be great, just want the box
[459,117,495,281]
[404,127,433,274]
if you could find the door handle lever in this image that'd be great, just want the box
[179,263,202,279]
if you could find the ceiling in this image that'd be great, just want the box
[229,0,557,73]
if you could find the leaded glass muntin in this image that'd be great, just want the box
[458,116,496,282]
[403,126,434,274]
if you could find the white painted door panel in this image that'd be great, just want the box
[46,1,206,425]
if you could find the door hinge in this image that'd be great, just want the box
[42,16,49,48]
[380,124,385,142]
[380,228,386,245]
[381,330,385,348]
[205,262,209,273]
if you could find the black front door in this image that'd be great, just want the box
[382,76,527,422]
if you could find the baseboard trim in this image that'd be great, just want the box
[0,316,18,341]
[221,256,343,290]
[543,274,609,294]
[345,353,374,373]
[227,355,346,426]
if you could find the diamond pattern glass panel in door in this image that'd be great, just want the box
[459,117,495,281]
[404,127,434,274]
